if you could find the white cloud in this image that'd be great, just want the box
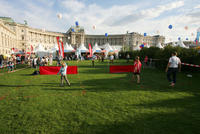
[61,0,85,12]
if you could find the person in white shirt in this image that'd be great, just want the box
[49,54,53,65]
[165,52,181,87]
[110,55,114,64]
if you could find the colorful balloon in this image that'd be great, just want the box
[92,25,96,30]
[140,44,144,48]
[75,21,79,26]
[72,28,75,32]
[57,13,62,19]
[184,26,188,30]
[186,38,189,40]
[168,25,173,29]
[178,37,181,40]
[105,33,108,37]
[144,33,147,36]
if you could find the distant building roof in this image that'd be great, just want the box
[0,17,15,23]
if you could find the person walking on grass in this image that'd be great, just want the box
[165,52,181,87]
[57,62,70,87]
[133,56,142,84]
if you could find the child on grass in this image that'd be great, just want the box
[57,62,70,87]
[133,56,142,84]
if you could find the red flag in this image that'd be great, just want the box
[31,45,33,53]
[89,43,92,57]
[61,41,65,58]
[56,37,61,56]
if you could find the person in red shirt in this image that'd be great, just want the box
[133,56,142,84]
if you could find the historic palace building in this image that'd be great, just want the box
[0,17,165,55]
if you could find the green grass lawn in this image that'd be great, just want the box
[0,60,200,134]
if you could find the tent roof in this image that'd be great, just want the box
[78,44,88,51]
[35,44,46,52]
[133,45,141,51]
[156,43,164,49]
[177,40,189,48]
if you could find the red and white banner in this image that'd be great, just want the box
[60,41,64,58]
[31,45,33,53]
[181,63,200,68]
[40,66,78,75]
[56,37,62,57]
[89,43,92,57]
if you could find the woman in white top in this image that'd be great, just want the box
[165,52,181,87]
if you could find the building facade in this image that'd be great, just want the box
[0,17,165,55]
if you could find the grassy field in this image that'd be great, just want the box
[0,60,200,134]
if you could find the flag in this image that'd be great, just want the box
[60,41,64,58]
[56,37,61,56]
[89,43,92,57]
[31,45,33,53]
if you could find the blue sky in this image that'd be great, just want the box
[0,0,200,42]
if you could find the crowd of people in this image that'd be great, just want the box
[0,51,181,87]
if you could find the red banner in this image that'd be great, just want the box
[40,66,78,75]
[110,65,134,73]
[89,43,92,57]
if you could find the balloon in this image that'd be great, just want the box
[140,44,144,48]
[178,37,181,40]
[105,33,108,37]
[144,33,147,36]
[72,28,75,32]
[75,21,79,26]
[168,25,173,29]
[186,38,189,40]
[57,13,62,19]
[92,25,96,30]
[184,26,188,30]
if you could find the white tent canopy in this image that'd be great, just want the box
[35,44,48,57]
[78,44,88,52]
[133,45,141,51]
[49,44,58,53]
[172,42,177,47]
[34,44,46,52]
[145,43,150,48]
[156,42,164,49]
[104,43,114,58]
[64,43,75,52]
[69,45,75,51]
[92,43,101,53]
[177,40,189,48]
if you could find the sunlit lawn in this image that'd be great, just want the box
[0,60,199,134]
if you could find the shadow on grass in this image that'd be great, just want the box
[77,95,200,134]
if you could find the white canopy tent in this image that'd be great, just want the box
[133,45,141,51]
[49,44,59,59]
[104,43,114,58]
[35,44,48,57]
[172,42,177,47]
[92,43,102,54]
[64,43,75,52]
[77,44,89,52]
[156,42,164,49]
[177,40,189,48]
